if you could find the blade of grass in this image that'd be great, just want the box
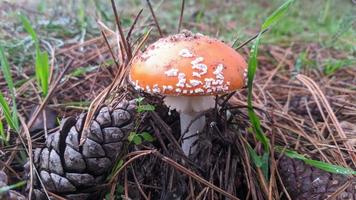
[246,0,296,180]
[0,119,5,142]
[247,35,269,151]
[19,13,50,97]
[277,148,356,175]
[0,46,15,96]
[18,14,39,46]
[35,49,49,96]
[0,46,19,131]
[0,181,26,194]
[261,0,295,30]
[0,93,17,131]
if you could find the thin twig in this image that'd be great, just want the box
[146,0,163,37]
[234,29,269,50]
[178,0,185,33]
[18,116,33,200]
[130,165,149,200]
[153,151,240,200]
[110,0,131,58]
[27,60,73,130]
[126,9,143,41]
[100,30,120,69]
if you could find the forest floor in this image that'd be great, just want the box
[0,0,355,199]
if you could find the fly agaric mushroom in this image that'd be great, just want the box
[129,31,247,156]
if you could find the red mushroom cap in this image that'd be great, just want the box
[129,32,247,96]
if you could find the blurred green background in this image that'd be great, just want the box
[0,0,355,68]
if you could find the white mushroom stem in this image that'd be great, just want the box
[164,96,215,156]
[180,112,205,155]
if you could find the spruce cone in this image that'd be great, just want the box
[28,99,136,199]
[278,156,356,200]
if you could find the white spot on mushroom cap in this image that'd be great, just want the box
[146,85,151,93]
[192,72,201,77]
[213,64,224,80]
[176,73,186,87]
[194,88,204,93]
[189,80,202,87]
[179,49,194,58]
[191,57,204,65]
[192,63,208,77]
[165,68,179,77]
[163,85,174,92]
[152,84,161,93]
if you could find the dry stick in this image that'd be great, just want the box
[239,135,259,200]
[109,176,119,199]
[111,150,239,200]
[46,191,67,200]
[124,170,129,200]
[325,179,352,200]
[101,31,120,70]
[17,116,51,200]
[80,28,151,145]
[18,116,33,200]
[297,75,356,167]
[0,160,21,180]
[80,26,123,145]
[126,9,144,41]
[234,29,269,50]
[146,0,163,37]
[261,47,290,91]
[177,0,185,33]
[275,166,292,200]
[27,60,73,130]
[110,0,131,59]
[153,151,240,200]
[109,150,155,184]
[231,96,332,162]
[130,165,149,200]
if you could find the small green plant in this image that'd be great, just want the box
[127,97,156,145]
[19,13,50,97]
[323,59,354,76]
[128,131,155,145]
[136,97,155,113]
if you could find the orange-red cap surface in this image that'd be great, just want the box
[129,32,247,96]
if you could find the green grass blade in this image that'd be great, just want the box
[0,46,15,96]
[0,92,17,131]
[18,14,39,46]
[247,35,270,151]
[247,144,263,167]
[261,0,295,30]
[304,159,356,175]
[0,119,5,142]
[0,181,26,194]
[0,46,19,130]
[36,50,49,96]
[245,0,296,180]
[277,148,356,175]
[19,13,50,97]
